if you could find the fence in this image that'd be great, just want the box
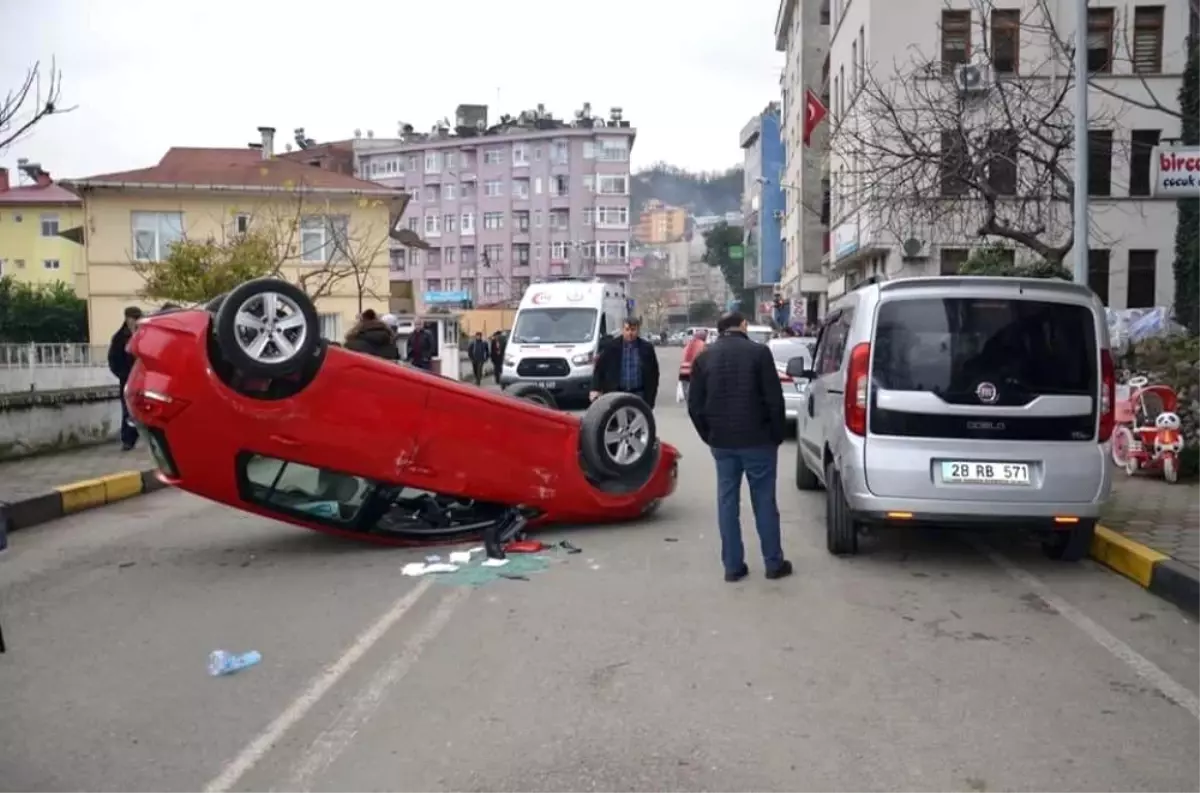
[0,344,115,393]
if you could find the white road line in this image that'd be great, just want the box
[285,585,472,792]
[203,578,437,793]
[984,546,1200,720]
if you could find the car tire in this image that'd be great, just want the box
[795,442,820,490]
[580,392,658,480]
[507,383,558,409]
[1040,519,1095,562]
[214,279,320,378]
[825,462,859,556]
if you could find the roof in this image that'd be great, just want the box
[67,147,400,195]
[0,182,81,206]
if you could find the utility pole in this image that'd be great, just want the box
[1072,0,1090,284]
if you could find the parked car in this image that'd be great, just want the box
[787,276,1113,561]
[126,279,679,554]
[767,337,815,424]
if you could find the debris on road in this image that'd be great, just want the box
[504,539,545,554]
[425,554,443,563]
[664,537,679,543]
[208,649,262,677]
[558,540,583,554]
[435,553,551,587]
[401,562,460,577]
[481,558,509,568]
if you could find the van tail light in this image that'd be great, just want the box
[130,389,190,424]
[844,342,871,436]
[1098,349,1115,442]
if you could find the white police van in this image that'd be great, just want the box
[501,278,628,399]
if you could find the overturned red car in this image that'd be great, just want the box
[126,279,678,551]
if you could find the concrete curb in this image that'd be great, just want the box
[0,468,164,536]
[1092,525,1200,616]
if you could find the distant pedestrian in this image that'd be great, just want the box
[467,331,490,385]
[407,322,435,371]
[344,309,401,361]
[677,327,707,400]
[489,331,506,385]
[107,306,143,451]
[687,311,791,582]
[589,317,660,407]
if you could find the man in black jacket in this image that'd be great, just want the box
[589,317,659,408]
[345,310,401,361]
[107,306,143,451]
[687,311,791,582]
[466,331,490,385]
[489,331,505,385]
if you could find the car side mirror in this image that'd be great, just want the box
[785,356,815,379]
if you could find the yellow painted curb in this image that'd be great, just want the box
[1091,524,1167,588]
[99,471,144,503]
[55,478,108,514]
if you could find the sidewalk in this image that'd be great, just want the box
[1098,473,1199,615]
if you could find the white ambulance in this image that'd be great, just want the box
[501,278,628,399]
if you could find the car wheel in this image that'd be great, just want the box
[1040,519,1095,562]
[825,462,858,556]
[580,392,658,480]
[795,442,820,490]
[214,279,320,378]
[507,383,558,409]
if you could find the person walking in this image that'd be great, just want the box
[489,331,506,385]
[407,322,435,371]
[686,311,791,582]
[107,305,143,451]
[677,327,708,400]
[589,317,660,407]
[467,331,490,385]
[344,309,401,361]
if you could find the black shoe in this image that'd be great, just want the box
[121,443,136,452]
[765,560,793,580]
[724,564,750,582]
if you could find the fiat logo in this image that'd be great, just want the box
[975,382,999,404]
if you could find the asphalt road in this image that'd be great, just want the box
[1,347,1198,792]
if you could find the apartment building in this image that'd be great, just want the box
[634,199,688,244]
[352,104,635,311]
[806,0,1193,308]
[740,104,786,320]
[0,162,85,293]
[775,0,831,326]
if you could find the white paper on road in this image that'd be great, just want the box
[401,562,460,576]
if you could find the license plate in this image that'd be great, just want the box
[536,381,559,390]
[941,461,1031,485]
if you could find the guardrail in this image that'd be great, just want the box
[0,343,110,369]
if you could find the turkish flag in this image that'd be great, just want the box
[803,89,827,147]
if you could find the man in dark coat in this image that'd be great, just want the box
[687,311,791,582]
[489,331,506,385]
[407,322,436,371]
[467,331,490,385]
[344,309,400,361]
[589,317,660,408]
[108,305,143,451]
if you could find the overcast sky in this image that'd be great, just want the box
[1,0,783,181]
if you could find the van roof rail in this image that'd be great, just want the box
[878,275,1092,297]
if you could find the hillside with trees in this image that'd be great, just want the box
[631,163,742,216]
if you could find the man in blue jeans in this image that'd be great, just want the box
[686,311,791,582]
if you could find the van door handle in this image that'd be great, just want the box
[807,394,815,417]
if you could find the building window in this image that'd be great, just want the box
[599,137,629,162]
[549,210,569,229]
[1132,7,1164,74]
[1087,249,1111,305]
[987,129,1019,195]
[235,213,251,234]
[512,179,530,199]
[939,131,969,196]
[597,175,628,195]
[1129,129,1161,196]
[515,211,530,232]
[443,213,457,233]
[858,26,866,87]
[1127,250,1158,307]
[939,248,969,276]
[551,141,569,164]
[534,211,542,227]
[550,241,571,261]
[991,9,1020,74]
[443,184,456,201]
[299,215,348,263]
[1087,8,1114,73]
[43,258,61,270]
[583,208,595,226]
[597,241,628,260]
[819,0,829,24]
[820,179,830,225]
[424,152,441,173]
[407,217,420,232]
[484,149,503,164]
[426,279,442,291]
[425,186,437,202]
[940,10,971,75]
[1088,129,1113,197]
[424,214,442,236]
[482,245,503,266]
[596,206,629,228]
[512,276,530,295]
[514,244,530,265]
[40,213,59,237]
[551,175,570,196]
[483,212,504,230]
[483,277,505,297]
[461,246,476,266]
[444,153,456,169]
[132,211,184,261]
[461,212,475,234]
[484,180,504,197]
[512,145,529,165]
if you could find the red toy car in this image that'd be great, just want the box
[126,278,679,553]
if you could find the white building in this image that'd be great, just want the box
[778,0,1194,310]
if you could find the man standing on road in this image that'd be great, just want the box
[107,305,143,452]
[489,331,505,385]
[687,311,791,582]
[467,331,490,385]
[589,317,660,408]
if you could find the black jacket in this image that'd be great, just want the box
[467,338,490,362]
[591,336,660,407]
[687,331,786,449]
[345,320,400,361]
[489,335,506,360]
[108,325,135,381]
[407,327,434,365]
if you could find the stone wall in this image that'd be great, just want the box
[0,387,122,460]
[0,365,116,394]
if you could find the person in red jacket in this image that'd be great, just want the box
[678,328,708,399]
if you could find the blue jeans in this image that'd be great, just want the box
[711,446,784,573]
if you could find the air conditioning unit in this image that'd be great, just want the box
[900,237,930,259]
[953,63,992,95]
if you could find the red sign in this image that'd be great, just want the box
[803,89,827,147]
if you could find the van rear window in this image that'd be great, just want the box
[872,298,1096,403]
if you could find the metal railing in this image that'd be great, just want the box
[0,343,110,369]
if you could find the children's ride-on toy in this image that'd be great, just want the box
[1111,376,1184,483]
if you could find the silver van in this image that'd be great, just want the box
[786,276,1114,560]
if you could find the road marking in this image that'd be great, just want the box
[203,578,436,793]
[984,546,1200,720]
[285,586,471,791]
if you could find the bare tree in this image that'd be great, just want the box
[833,0,1184,266]
[0,60,73,153]
[630,261,677,328]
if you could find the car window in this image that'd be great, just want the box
[240,454,371,523]
[816,310,853,374]
[871,298,1097,401]
[512,308,598,343]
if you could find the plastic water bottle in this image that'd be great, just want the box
[208,649,262,677]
